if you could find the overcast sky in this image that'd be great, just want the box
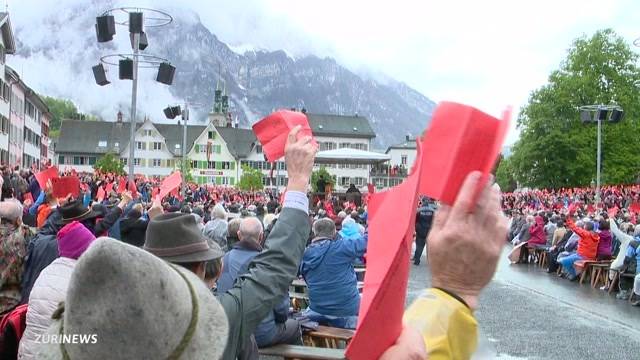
[8,0,640,144]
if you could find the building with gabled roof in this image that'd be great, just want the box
[56,105,379,191]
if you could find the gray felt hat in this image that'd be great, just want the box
[144,212,224,263]
[35,238,229,359]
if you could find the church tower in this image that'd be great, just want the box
[208,79,231,127]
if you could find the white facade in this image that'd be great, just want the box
[315,135,372,191]
[387,147,416,169]
[120,119,176,176]
[187,123,238,185]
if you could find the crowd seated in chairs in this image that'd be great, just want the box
[506,194,640,308]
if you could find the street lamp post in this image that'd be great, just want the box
[92,7,174,181]
[128,32,140,180]
[578,104,624,203]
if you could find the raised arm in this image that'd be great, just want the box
[216,125,317,359]
[609,218,631,243]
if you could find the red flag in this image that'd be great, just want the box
[607,206,619,218]
[159,172,182,200]
[128,180,138,199]
[252,110,317,162]
[417,102,510,206]
[52,177,80,198]
[35,166,59,189]
[346,143,422,360]
[367,183,375,194]
[105,182,114,194]
[151,187,160,200]
[117,178,127,194]
[97,187,106,202]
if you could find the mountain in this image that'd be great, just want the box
[11,2,435,147]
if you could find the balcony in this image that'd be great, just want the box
[370,165,408,178]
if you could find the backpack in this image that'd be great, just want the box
[0,304,28,360]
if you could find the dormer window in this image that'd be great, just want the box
[98,140,107,147]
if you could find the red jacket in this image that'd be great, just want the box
[567,219,599,260]
[528,216,546,245]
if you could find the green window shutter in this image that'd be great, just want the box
[198,161,205,169]
[195,145,200,153]
[230,177,235,186]
[215,161,221,170]
[230,162,235,170]
[215,177,222,185]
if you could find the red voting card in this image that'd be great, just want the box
[418,102,510,205]
[52,177,80,199]
[97,186,106,202]
[117,178,127,194]
[35,166,58,189]
[159,172,182,200]
[128,180,138,199]
[105,182,114,194]
[252,110,317,162]
[607,206,619,218]
[23,193,34,206]
[346,143,422,360]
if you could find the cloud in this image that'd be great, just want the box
[7,0,640,143]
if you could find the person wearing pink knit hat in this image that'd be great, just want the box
[18,221,96,360]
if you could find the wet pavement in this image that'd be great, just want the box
[407,246,640,360]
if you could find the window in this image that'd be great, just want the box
[339,142,351,149]
[88,157,97,165]
[354,177,365,187]
[401,155,407,165]
[152,159,161,167]
[121,158,128,165]
[26,101,36,118]
[114,142,119,148]
[136,142,146,150]
[0,115,8,133]
[58,155,65,165]
[208,131,215,139]
[352,143,368,151]
[144,130,153,136]
[256,145,262,154]
[340,177,350,186]
[73,156,86,165]
[134,158,141,166]
[2,84,9,102]
[98,140,107,147]
[319,142,336,151]
[153,142,162,150]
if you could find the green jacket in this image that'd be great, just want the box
[217,207,309,359]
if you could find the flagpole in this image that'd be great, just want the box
[182,102,188,195]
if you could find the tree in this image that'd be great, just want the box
[495,155,517,192]
[311,166,336,192]
[175,158,194,183]
[510,29,640,188]
[237,165,264,191]
[43,96,99,138]
[93,152,125,175]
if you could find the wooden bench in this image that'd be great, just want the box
[304,325,355,349]
[589,263,611,288]
[574,260,612,285]
[259,344,346,360]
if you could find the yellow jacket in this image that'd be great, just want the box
[403,288,478,360]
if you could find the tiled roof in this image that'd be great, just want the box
[306,113,375,138]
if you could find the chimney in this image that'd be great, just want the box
[405,135,410,141]
[301,107,307,114]
[117,111,123,123]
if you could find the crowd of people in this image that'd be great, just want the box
[504,186,640,306]
[0,127,513,359]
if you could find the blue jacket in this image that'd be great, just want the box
[300,224,368,317]
[217,241,289,347]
